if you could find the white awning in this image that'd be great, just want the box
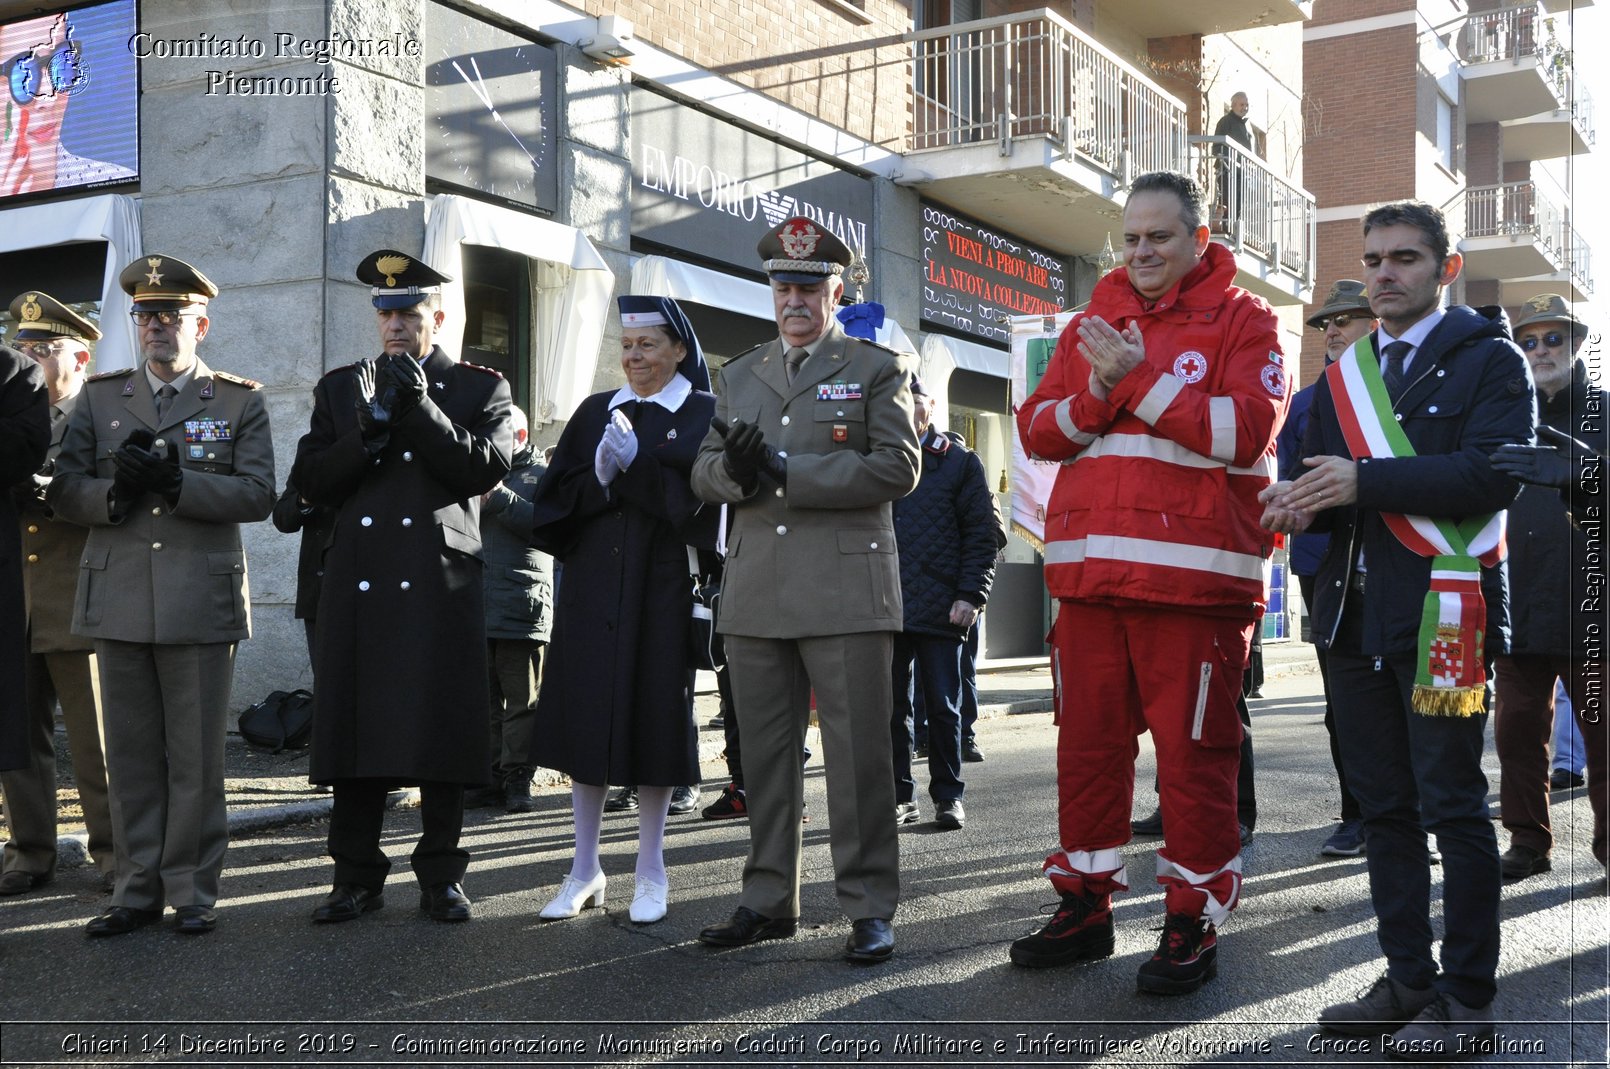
[424,194,614,425]
[922,331,1009,378]
[0,193,141,372]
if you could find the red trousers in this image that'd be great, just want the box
[1045,600,1250,922]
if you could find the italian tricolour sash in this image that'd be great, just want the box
[1326,337,1506,716]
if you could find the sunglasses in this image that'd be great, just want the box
[4,42,84,107]
[16,340,72,359]
[1519,332,1567,351]
[129,310,201,327]
[1313,313,1367,332]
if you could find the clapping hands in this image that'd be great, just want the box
[595,408,637,486]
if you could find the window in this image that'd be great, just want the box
[460,245,530,406]
[1437,94,1456,172]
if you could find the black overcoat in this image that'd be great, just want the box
[292,347,513,785]
[0,347,49,771]
[530,389,717,786]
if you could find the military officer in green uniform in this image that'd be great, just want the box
[49,255,275,936]
[1,292,115,895]
[692,217,920,963]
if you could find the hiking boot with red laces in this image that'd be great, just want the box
[1136,912,1217,994]
[701,783,747,821]
[1008,892,1114,968]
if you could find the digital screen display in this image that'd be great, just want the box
[921,202,1069,345]
[1,0,139,202]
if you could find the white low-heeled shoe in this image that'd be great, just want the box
[539,872,606,920]
[628,876,668,924]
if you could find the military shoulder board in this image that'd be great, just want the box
[213,370,263,389]
[461,361,504,379]
[86,367,135,382]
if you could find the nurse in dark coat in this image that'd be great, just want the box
[0,346,50,772]
[531,295,717,926]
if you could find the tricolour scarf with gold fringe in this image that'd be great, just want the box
[1326,336,1506,716]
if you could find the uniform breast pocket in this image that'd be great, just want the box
[815,401,866,449]
[181,439,235,474]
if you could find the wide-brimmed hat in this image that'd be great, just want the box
[1512,292,1588,335]
[1305,279,1373,329]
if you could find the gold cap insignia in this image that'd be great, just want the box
[20,295,41,321]
[1525,293,1555,315]
[375,254,410,288]
[145,258,164,286]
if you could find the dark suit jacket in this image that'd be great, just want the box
[0,347,50,770]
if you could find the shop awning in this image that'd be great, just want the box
[424,195,613,425]
[921,332,1009,379]
[0,194,141,371]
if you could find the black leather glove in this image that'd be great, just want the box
[1491,424,1597,490]
[114,439,183,502]
[721,418,769,484]
[382,352,428,422]
[353,359,392,450]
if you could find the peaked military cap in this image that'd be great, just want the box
[1306,279,1373,329]
[358,249,451,309]
[9,290,101,343]
[1513,292,1588,335]
[119,254,218,309]
[758,216,854,284]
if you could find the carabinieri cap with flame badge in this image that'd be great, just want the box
[358,249,452,310]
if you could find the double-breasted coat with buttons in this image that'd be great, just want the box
[47,359,276,644]
[0,347,50,771]
[291,347,513,786]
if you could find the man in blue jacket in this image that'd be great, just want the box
[890,379,1001,830]
[1262,201,1532,1060]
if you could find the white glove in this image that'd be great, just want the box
[605,411,638,470]
[594,434,620,486]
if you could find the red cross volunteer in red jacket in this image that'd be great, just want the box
[1012,171,1288,994]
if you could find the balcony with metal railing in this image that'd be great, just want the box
[1461,180,1594,302]
[1189,136,1315,290]
[901,10,1313,303]
[1460,3,1586,130]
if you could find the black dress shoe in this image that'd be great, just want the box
[698,906,798,947]
[85,905,161,937]
[420,882,472,922]
[0,869,51,895]
[845,917,895,963]
[668,784,700,815]
[935,799,966,829]
[1131,808,1164,837]
[1551,768,1586,791]
[1500,845,1552,881]
[962,740,985,763]
[605,786,639,812]
[174,905,217,935]
[312,884,384,924]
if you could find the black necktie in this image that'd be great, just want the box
[1381,341,1411,402]
[785,346,809,385]
[156,383,179,424]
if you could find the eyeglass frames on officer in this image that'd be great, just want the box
[129,310,201,327]
[4,41,83,106]
[16,339,73,359]
[1519,331,1567,351]
[1313,313,1366,332]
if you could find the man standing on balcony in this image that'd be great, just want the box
[1014,170,1287,994]
[1213,92,1252,234]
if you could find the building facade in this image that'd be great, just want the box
[0,0,1317,696]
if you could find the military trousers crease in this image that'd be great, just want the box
[2,649,113,877]
[725,632,899,922]
[95,639,235,910]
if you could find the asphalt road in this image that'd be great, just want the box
[1,667,1605,1068]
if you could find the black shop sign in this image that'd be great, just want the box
[921,203,1068,345]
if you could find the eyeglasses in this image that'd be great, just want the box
[16,340,70,359]
[4,42,84,107]
[1313,313,1366,332]
[129,310,201,327]
[1519,332,1567,351]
